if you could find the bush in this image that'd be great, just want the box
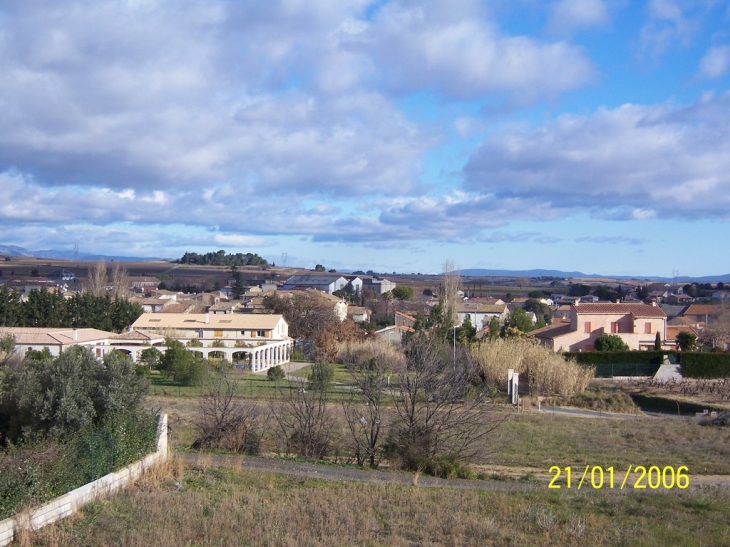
[594,334,630,352]
[337,339,406,372]
[0,347,149,444]
[267,365,286,382]
[0,410,158,519]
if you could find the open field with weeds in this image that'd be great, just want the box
[27,464,730,547]
[148,393,730,475]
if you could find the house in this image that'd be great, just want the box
[129,296,173,313]
[362,277,397,295]
[131,312,292,371]
[132,313,289,343]
[456,302,509,330]
[375,325,414,345]
[128,276,159,290]
[395,311,417,329]
[533,302,667,352]
[0,327,116,359]
[282,274,361,294]
[665,325,699,350]
[682,304,722,325]
[47,269,76,281]
[347,306,371,323]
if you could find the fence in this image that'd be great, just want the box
[0,414,167,547]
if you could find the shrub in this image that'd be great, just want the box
[594,334,630,352]
[680,352,730,378]
[267,365,286,382]
[308,362,334,391]
[0,347,149,444]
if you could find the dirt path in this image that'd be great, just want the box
[176,453,730,492]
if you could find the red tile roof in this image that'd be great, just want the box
[573,303,666,318]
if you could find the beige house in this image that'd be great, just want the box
[130,312,292,371]
[533,302,667,352]
[456,302,509,330]
[131,313,289,345]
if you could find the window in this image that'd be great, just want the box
[644,322,652,334]
[240,330,247,336]
[220,319,232,324]
[611,321,619,334]
[149,319,161,323]
[214,330,223,337]
[257,330,266,338]
[584,322,592,333]
[184,319,196,323]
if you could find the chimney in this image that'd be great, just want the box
[205,313,210,324]
[73,329,78,341]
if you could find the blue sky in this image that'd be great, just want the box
[2,0,730,277]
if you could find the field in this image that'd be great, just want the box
[26,464,730,546]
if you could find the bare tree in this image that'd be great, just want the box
[86,260,108,297]
[111,263,130,299]
[386,332,504,471]
[193,375,265,454]
[343,359,389,467]
[699,313,730,349]
[271,378,334,459]
[441,259,461,325]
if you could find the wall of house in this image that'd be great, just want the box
[558,312,666,352]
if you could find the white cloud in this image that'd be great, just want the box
[464,90,730,220]
[547,0,610,35]
[698,45,730,78]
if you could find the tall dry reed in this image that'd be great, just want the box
[337,339,406,372]
[471,338,593,397]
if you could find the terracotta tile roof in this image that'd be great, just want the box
[573,303,666,318]
[132,313,285,330]
[531,321,574,339]
[683,304,722,317]
[0,327,114,345]
[666,325,698,340]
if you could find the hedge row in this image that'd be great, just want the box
[564,351,675,366]
[564,350,730,378]
[679,353,730,378]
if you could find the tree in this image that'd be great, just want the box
[385,332,503,475]
[488,316,501,339]
[139,347,162,369]
[440,259,460,326]
[159,339,207,386]
[308,361,334,391]
[507,308,534,334]
[86,260,108,297]
[391,286,414,301]
[343,358,388,467]
[528,290,545,298]
[263,292,336,340]
[636,285,650,299]
[676,331,698,351]
[515,277,529,289]
[682,284,698,298]
[455,315,476,344]
[0,285,22,326]
[524,299,552,326]
[111,263,130,299]
[314,264,326,272]
[568,283,591,297]
[593,285,620,302]
[654,332,662,351]
[593,334,630,352]
[192,375,265,454]
[271,379,334,459]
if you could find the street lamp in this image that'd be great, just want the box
[453,324,458,370]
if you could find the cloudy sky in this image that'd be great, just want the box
[2,0,730,276]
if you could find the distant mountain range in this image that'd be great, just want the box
[0,245,159,262]
[457,269,730,283]
[2,245,729,281]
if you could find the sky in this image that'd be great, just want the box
[2,0,730,277]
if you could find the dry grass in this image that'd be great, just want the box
[336,339,406,372]
[28,466,730,547]
[471,339,593,397]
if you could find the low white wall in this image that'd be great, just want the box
[0,414,168,547]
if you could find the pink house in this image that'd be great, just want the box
[533,302,667,352]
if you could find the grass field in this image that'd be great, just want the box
[27,464,730,547]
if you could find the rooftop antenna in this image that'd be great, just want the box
[672,270,679,285]
[281,252,288,268]
[73,243,79,261]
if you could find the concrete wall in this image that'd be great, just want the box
[0,415,168,547]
